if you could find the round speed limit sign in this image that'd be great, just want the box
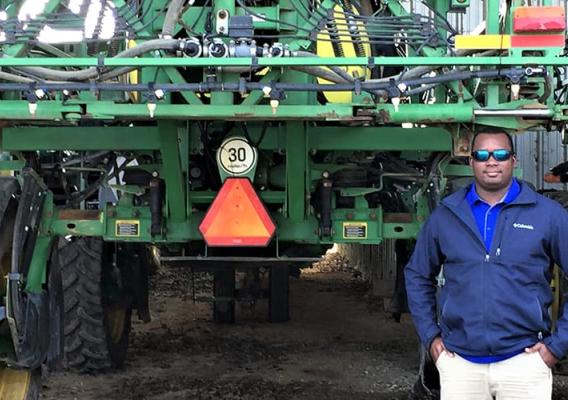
[217,137,257,176]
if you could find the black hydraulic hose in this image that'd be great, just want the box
[235,0,313,33]
[291,66,352,84]
[327,20,346,58]
[319,178,333,237]
[0,68,532,96]
[406,83,438,96]
[288,0,320,28]
[3,64,350,86]
[420,0,458,35]
[135,7,169,34]
[294,53,392,98]
[149,178,164,236]
[296,51,355,82]
[162,0,185,38]
[340,0,366,57]
[68,153,117,207]
[240,122,269,147]
[292,0,435,29]
[189,0,211,32]
[9,39,181,81]
[0,70,35,83]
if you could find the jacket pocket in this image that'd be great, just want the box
[439,296,455,334]
[531,297,544,331]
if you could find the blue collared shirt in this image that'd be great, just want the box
[459,178,522,364]
[466,178,521,252]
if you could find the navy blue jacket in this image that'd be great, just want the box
[405,182,568,360]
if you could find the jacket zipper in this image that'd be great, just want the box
[493,207,513,258]
[486,209,509,354]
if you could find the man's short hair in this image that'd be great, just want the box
[471,128,515,153]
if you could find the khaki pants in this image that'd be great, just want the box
[435,351,552,400]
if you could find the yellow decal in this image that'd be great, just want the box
[115,220,140,237]
[343,222,368,239]
[455,34,511,50]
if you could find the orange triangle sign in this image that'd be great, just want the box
[199,178,276,246]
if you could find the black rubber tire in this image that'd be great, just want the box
[47,245,64,371]
[58,237,131,372]
[0,201,41,400]
[213,269,235,324]
[269,264,290,323]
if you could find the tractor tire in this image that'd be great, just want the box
[0,198,42,400]
[58,237,131,372]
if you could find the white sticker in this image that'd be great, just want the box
[217,137,257,176]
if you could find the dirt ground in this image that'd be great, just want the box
[41,255,568,400]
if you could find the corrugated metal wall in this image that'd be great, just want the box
[514,131,567,190]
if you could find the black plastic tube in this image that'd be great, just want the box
[149,178,163,236]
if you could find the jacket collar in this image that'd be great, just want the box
[439,180,538,250]
[442,179,537,210]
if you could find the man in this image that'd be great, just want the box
[405,129,568,399]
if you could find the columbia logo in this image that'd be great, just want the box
[513,223,534,230]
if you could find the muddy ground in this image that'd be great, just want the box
[41,254,568,400]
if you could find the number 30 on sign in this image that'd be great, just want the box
[217,137,258,176]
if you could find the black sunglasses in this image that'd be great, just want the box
[471,149,514,162]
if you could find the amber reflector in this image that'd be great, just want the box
[199,178,275,246]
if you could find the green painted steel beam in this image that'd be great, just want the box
[25,189,53,294]
[241,69,283,106]
[58,103,357,120]
[114,0,150,35]
[0,102,82,120]
[190,190,286,204]
[286,122,306,222]
[485,0,502,106]
[307,127,453,151]
[51,218,105,236]
[373,103,476,124]
[1,127,162,151]
[0,160,25,170]
[0,102,350,120]
[49,205,420,243]
[163,67,203,105]
[0,56,566,67]
[0,102,551,129]
[24,236,52,294]
[383,222,421,239]
[159,122,186,222]
[211,0,237,106]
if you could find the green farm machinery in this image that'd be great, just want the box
[0,0,567,397]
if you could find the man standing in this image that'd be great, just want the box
[405,129,568,399]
